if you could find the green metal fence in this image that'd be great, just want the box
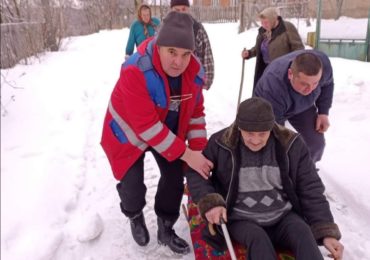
[318,39,368,61]
[315,1,370,62]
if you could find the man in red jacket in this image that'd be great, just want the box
[101,11,213,255]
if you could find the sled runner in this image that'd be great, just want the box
[183,186,295,260]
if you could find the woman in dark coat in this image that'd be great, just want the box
[241,7,304,91]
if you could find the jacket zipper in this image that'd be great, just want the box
[215,139,236,208]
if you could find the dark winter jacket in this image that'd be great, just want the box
[248,16,304,89]
[186,123,341,248]
[254,49,334,124]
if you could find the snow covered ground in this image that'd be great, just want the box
[1,17,370,260]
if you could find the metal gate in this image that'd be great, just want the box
[315,1,370,62]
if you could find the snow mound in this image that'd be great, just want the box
[76,213,104,242]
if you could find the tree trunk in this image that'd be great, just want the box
[41,0,58,51]
[239,0,246,33]
[335,0,344,20]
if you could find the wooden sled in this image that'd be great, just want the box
[183,186,295,260]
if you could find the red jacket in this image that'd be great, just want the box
[101,38,207,180]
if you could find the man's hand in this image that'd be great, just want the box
[323,237,344,260]
[181,148,213,180]
[205,206,227,224]
[124,55,130,61]
[316,114,330,133]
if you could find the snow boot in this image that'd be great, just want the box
[129,212,149,246]
[157,217,190,254]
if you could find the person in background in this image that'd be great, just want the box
[125,4,160,59]
[241,7,304,90]
[101,11,213,255]
[170,0,215,90]
[254,50,334,164]
[246,0,261,29]
[186,97,344,260]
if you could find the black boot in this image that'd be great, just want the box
[129,212,149,246]
[157,217,190,254]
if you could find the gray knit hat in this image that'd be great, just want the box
[170,0,190,7]
[156,11,195,50]
[236,97,275,132]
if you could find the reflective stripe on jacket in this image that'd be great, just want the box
[101,37,207,180]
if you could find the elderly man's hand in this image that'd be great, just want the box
[205,206,227,224]
[323,237,344,260]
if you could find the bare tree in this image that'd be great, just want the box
[40,0,58,51]
[1,0,23,23]
[1,0,43,67]
[134,0,142,11]
[239,0,246,33]
[335,0,344,20]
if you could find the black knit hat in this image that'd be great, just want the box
[170,0,190,7]
[236,97,275,132]
[156,11,195,50]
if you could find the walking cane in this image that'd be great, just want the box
[237,49,246,113]
[220,218,237,260]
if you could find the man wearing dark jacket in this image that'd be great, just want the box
[186,97,344,260]
[254,50,334,163]
[241,7,304,89]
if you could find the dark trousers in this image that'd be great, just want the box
[116,149,185,222]
[228,212,323,260]
[287,106,325,162]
